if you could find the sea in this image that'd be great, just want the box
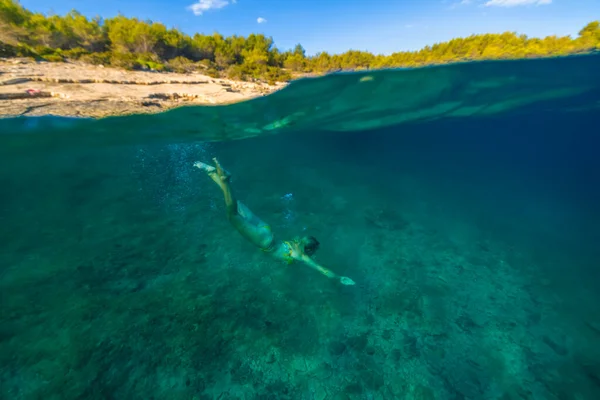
[1,53,600,399]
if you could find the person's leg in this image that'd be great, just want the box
[194,159,237,217]
[194,158,274,249]
[212,158,238,217]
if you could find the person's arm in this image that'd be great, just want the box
[297,254,355,285]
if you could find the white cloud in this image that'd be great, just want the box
[257,17,267,24]
[484,0,551,7]
[448,0,472,10]
[187,0,231,16]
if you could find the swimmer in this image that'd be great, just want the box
[194,158,356,286]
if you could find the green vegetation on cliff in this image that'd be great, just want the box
[1,0,599,83]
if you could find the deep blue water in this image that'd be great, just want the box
[1,54,600,399]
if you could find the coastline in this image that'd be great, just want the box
[0,59,289,118]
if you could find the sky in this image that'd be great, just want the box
[18,0,600,55]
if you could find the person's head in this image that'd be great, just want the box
[294,236,320,256]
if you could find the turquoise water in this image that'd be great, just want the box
[1,54,600,399]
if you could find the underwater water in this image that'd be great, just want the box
[1,54,600,400]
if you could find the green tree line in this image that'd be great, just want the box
[1,0,599,83]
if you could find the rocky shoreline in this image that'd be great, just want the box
[0,59,288,118]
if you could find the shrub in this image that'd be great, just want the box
[79,51,111,65]
[264,66,292,84]
[33,45,58,56]
[138,59,166,71]
[0,42,18,57]
[109,52,139,69]
[225,64,246,81]
[63,47,90,60]
[14,45,37,59]
[197,59,214,69]
[205,68,220,78]
[133,52,166,71]
[167,56,195,73]
[43,54,65,62]
[149,61,166,71]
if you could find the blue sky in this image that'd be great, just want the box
[19,0,600,55]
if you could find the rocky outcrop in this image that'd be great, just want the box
[0,59,287,118]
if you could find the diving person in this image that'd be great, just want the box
[194,158,355,286]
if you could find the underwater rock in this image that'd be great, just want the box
[265,352,277,364]
[585,320,600,336]
[454,314,479,333]
[542,335,568,356]
[329,341,347,356]
[345,334,368,353]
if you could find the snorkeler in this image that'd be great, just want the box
[194,158,356,286]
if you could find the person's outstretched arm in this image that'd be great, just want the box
[296,254,355,285]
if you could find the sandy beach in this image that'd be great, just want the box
[0,59,287,118]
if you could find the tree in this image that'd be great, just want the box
[283,43,306,71]
[579,21,599,37]
[131,19,160,54]
[0,0,29,26]
[63,11,106,52]
[190,33,217,61]
[578,21,600,50]
[313,51,332,72]
[105,15,137,53]
[27,13,55,47]
[0,0,30,45]
[293,43,305,57]
[158,28,187,59]
[1,0,599,83]
[284,53,305,71]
